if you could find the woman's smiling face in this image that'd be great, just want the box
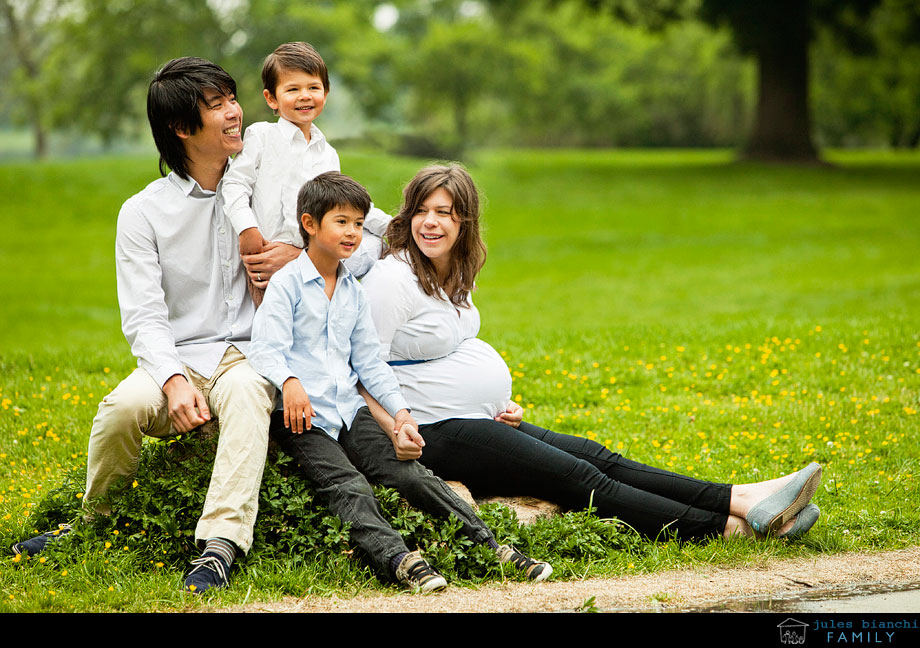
[411,187,460,274]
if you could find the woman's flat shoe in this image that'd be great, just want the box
[747,462,822,534]
[778,503,820,540]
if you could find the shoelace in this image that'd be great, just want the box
[187,554,228,582]
[12,524,73,555]
[504,549,536,570]
[406,559,440,581]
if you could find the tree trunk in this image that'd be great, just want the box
[1,0,49,159]
[743,11,820,162]
[32,119,48,159]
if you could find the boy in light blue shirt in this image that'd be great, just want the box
[249,171,552,591]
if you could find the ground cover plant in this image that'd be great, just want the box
[0,149,918,611]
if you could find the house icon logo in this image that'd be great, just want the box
[778,618,808,645]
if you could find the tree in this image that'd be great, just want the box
[0,0,63,158]
[813,0,920,148]
[578,0,885,162]
[48,0,229,147]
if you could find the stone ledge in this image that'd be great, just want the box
[445,480,563,525]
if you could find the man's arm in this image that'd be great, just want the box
[116,200,209,433]
[242,242,302,289]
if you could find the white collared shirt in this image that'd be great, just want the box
[221,118,340,245]
[115,172,255,386]
[220,117,389,277]
[249,251,408,439]
[361,254,512,424]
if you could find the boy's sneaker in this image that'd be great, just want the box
[395,550,448,593]
[183,551,232,594]
[12,524,72,556]
[497,544,553,582]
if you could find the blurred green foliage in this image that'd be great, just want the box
[1,0,918,159]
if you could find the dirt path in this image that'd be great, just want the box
[230,546,920,613]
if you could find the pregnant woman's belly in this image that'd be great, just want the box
[392,337,512,425]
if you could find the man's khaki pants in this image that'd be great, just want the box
[84,347,275,553]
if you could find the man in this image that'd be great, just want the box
[14,58,285,594]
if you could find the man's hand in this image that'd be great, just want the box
[162,374,210,433]
[283,377,316,434]
[391,409,424,460]
[494,401,523,428]
[239,227,266,257]
[242,241,301,289]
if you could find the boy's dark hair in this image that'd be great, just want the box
[262,42,330,96]
[147,57,237,180]
[297,172,371,248]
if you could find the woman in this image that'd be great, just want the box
[361,164,821,541]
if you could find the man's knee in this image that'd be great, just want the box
[91,369,169,440]
[211,362,275,418]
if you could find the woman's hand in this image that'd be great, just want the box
[242,241,301,288]
[282,377,316,434]
[392,409,425,461]
[495,401,523,428]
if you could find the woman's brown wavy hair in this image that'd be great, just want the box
[382,164,486,307]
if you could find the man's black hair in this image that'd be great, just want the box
[147,57,237,179]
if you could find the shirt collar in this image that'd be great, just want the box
[169,169,223,198]
[278,117,325,147]
[296,249,352,284]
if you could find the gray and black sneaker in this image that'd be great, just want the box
[497,544,553,582]
[12,524,72,556]
[183,551,232,594]
[395,550,448,593]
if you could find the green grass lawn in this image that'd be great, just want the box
[1,148,918,611]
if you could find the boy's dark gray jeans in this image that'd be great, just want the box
[270,406,494,577]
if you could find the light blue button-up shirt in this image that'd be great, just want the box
[249,251,409,439]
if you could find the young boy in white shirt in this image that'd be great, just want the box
[221,42,388,306]
[248,171,552,590]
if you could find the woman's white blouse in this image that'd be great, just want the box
[361,254,512,424]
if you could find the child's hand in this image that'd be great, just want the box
[239,227,266,257]
[494,401,523,428]
[391,409,424,461]
[282,378,316,434]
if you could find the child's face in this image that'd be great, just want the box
[302,205,365,262]
[411,187,460,271]
[264,68,327,135]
